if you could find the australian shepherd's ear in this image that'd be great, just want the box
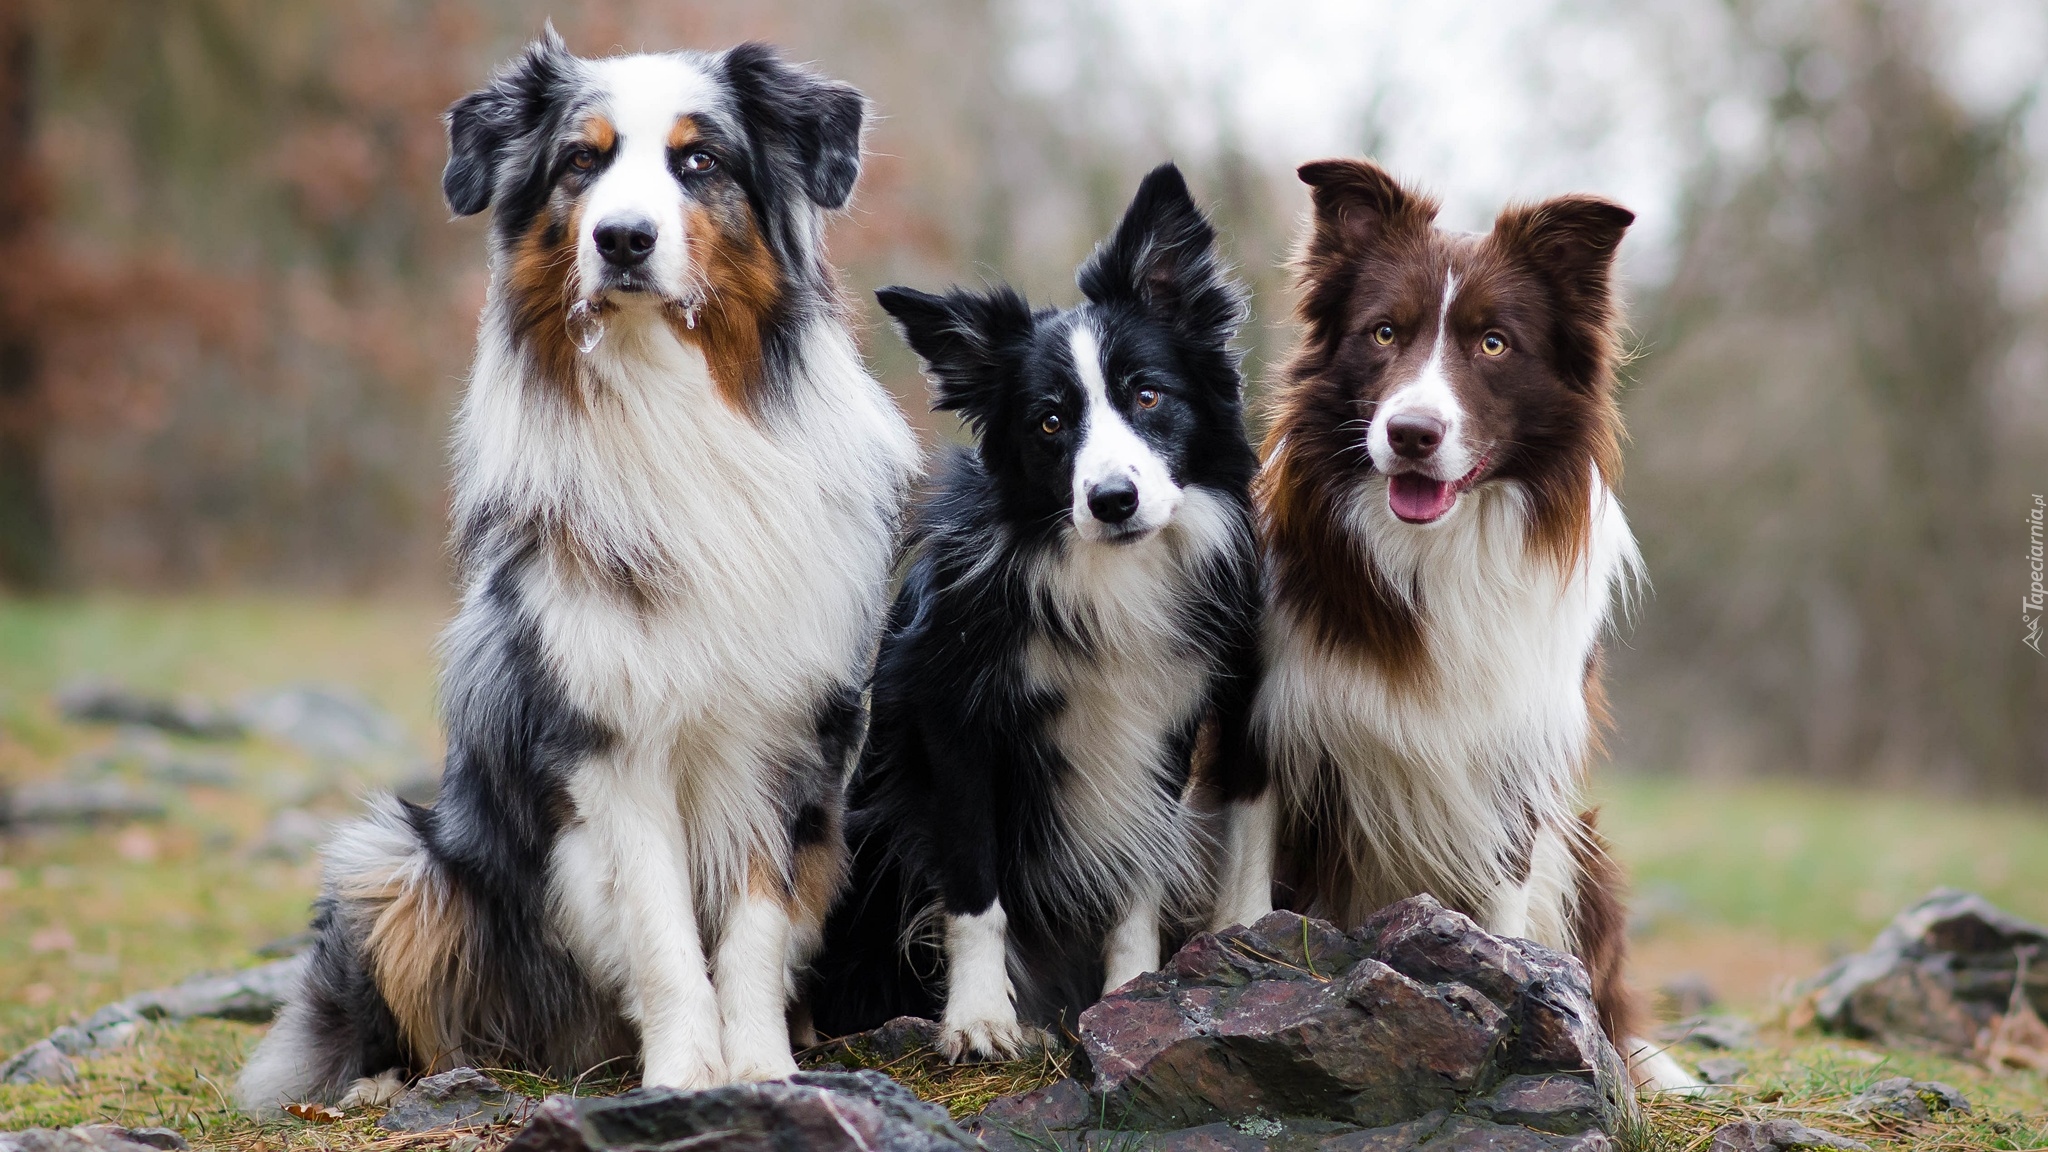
[1079,163,1245,362]
[874,285,1034,428]
[723,43,866,211]
[442,27,573,218]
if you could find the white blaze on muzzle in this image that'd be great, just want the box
[573,55,721,308]
[1067,322,1181,542]
[1367,271,1489,524]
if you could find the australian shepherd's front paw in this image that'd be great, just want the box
[937,1012,1041,1063]
[722,1032,799,1083]
[641,1046,728,1091]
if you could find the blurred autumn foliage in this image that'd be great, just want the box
[0,0,2040,791]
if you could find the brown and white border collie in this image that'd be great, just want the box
[238,30,917,1109]
[1221,157,1692,1090]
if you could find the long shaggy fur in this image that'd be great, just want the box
[809,165,1263,1054]
[1250,157,1657,1063]
[239,31,915,1109]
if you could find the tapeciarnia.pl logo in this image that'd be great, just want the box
[2028,494,2045,656]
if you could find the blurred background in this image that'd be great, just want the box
[2,0,2047,1067]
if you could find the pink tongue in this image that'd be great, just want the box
[1389,473,1455,522]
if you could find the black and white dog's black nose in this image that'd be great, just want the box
[1086,477,1140,524]
[594,216,658,268]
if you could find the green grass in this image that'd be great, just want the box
[2,595,2045,1147]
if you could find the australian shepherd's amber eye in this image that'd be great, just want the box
[1372,323,1396,346]
[1040,414,1062,435]
[1481,332,1508,357]
[567,147,599,172]
[1134,388,1159,409]
[680,151,718,175]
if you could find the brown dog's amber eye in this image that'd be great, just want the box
[1135,388,1159,409]
[1041,414,1062,435]
[568,148,598,171]
[681,151,717,174]
[1373,324,1396,346]
[1481,333,1508,357]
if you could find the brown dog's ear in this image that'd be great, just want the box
[1297,158,1438,256]
[1493,195,1634,391]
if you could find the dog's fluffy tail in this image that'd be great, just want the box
[236,797,437,1112]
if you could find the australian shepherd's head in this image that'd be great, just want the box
[1260,158,1634,661]
[443,27,863,410]
[875,164,1252,551]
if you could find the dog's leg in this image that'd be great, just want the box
[1210,791,1277,931]
[715,865,800,1082]
[938,900,1033,1061]
[559,760,724,1090]
[1103,879,1164,994]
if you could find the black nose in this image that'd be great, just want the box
[594,217,657,268]
[1386,413,1445,459]
[1086,477,1140,525]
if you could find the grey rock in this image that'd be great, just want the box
[2,780,168,826]
[1056,899,1632,1137]
[501,1071,978,1152]
[44,1010,138,1058]
[1464,1075,1604,1135]
[1708,1120,1869,1152]
[250,809,330,863]
[1695,1056,1749,1085]
[110,1131,184,1151]
[121,955,305,1022]
[0,1041,77,1085]
[0,1128,186,1152]
[378,1068,536,1132]
[1842,1076,1971,1121]
[1808,888,2048,1053]
[1658,973,1719,1018]
[253,930,319,959]
[1657,1014,1756,1050]
[236,686,410,763]
[55,681,243,740]
[805,1015,940,1064]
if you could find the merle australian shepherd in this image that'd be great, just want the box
[809,165,1263,1059]
[1241,158,1690,1089]
[237,31,917,1108]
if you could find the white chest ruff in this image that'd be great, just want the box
[457,315,917,773]
[1018,488,1244,910]
[1256,477,1640,910]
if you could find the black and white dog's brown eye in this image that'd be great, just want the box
[1134,388,1159,409]
[680,151,718,175]
[568,147,599,172]
[1040,414,1062,435]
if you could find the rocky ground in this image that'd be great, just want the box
[2,599,2047,1150]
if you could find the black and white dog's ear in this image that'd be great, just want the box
[876,285,1032,421]
[1078,163,1245,352]
[724,43,867,210]
[443,24,572,217]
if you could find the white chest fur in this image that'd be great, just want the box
[1018,486,1243,911]
[1256,475,1640,913]
[455,312,917,757]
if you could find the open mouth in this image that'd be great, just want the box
[1387,455,1490,525]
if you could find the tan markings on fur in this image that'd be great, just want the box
[1568,809,1637,1050]
[785,832,848,937]
[663,116,781,411]
[336,867,468,1073]
[583,114,617,155]
[675,202,781,413]
[505,198,586,401]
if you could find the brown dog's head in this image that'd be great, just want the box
[1266,158,1632,565]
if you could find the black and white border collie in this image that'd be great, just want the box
[238,31,916,1108]
[809,165,1263,1058]
[1240,158,1691,1090]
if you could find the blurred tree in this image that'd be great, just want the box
[1617,0,2048,794]
[0,1,55,589]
